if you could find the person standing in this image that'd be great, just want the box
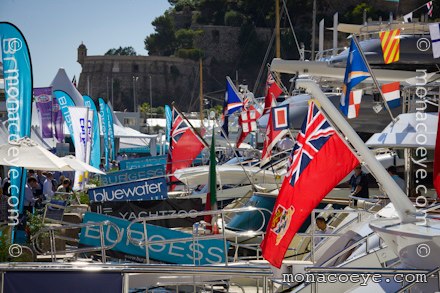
[24,177,39,214]
[349,165,369,205]
[43,172,55,201]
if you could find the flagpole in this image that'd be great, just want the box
[172,102,209,148]
[352,34,397,122]
[407,1,430,15]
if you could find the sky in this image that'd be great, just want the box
[0,0,171,87]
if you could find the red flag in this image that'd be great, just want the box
[236,107,260,147]
[167,108,206,189]
[434,113,440,199]
[260,104,289,166]
[260,102,358,268]
[264,71,283,115]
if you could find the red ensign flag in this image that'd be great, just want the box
[260,102,359,268]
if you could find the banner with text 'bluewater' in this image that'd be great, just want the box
[119,155,167,170]
[79,212,228,264]
[100,165,165,185]
[54,90,76,143]
[88,177,168,202]
[83,95,101,169]
[0,22,33,213]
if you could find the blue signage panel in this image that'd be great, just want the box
[88,177,168,202]
[100,165,165,185]
[79,212,228,265]
[119,155,167,170]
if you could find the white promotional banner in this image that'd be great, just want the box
[68,106,93,190]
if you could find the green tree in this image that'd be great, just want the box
[145,12,176,56]
[139,102,151,118]
[105,46,137,56]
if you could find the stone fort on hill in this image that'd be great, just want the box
[77,25,272,112]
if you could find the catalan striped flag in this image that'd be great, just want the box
[379,29,400,64]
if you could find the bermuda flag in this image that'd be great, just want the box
[221,77,243,137]
[429,23,440,58]
[427,1,433,17]
[433,112,440,200]
[260,102,359,268]
[236,109,259,147]
[167,107,207,189]
[261,104,289,166]
[264,71,283,115]
[381,82,400,109]
[347,89,363,119]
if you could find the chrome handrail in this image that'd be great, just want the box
[126,206,271,265]
[32,220,122,263]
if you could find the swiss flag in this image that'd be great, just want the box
[260,102,358,268]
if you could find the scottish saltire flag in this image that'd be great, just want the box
[83,95,101,169]
[261,105,289,166]
[260,102,358,268]
[0,22,33,214]
[221,76,243,137]
[382,82,401,109]
[379,29,400,64]
[340,39,370,118]
[427,1,434,17]
[347,89,363,119]
[429,23,440,58]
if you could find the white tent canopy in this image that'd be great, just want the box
[366,112,437,149]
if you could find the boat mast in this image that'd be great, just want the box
[199,57,204,124]
[275,0,281,58]
[311,0,317,60]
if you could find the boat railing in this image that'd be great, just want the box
[126,206,271,265]
[0,262,273,293]
[296,208,375,263]
[32,220,122,262]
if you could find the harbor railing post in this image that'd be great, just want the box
[143,220,150,264]
[99,223,106,263]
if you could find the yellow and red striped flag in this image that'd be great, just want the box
[379,29,400,64]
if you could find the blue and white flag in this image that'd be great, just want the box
[54,90,76,143]
[106,102,116,161]
[222,76,243,137]
[83,95,101,169]
[340,39,370,118]
[98,98,109,170]
[68,106,93,190]
[165,105,172,143]
[429,23,440,58]
[0,22,33,214]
